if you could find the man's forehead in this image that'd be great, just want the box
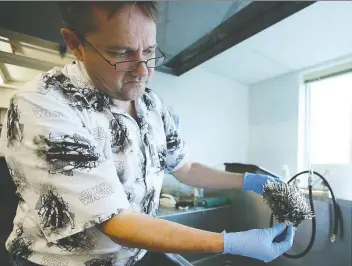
[90,4,156,49]
[91,4,156,32]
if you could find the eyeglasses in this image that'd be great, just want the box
[74,31,166,72]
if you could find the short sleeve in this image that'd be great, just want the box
[0,91,130,243]
[157,98,189,174]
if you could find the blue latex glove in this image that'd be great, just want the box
[242,172,284,195]
[223,224,295,263]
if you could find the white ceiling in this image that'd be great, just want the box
[200,1,352,85]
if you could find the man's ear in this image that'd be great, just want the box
[60,28,84,61]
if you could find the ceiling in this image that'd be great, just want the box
[0,27,75,108]
[200,1,352,85]
[0,1,250,63]
[1,1,351,88]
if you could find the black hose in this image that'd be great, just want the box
[289,170,339,240]
[269,170,339,259]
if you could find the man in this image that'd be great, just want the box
[0,2,295,266]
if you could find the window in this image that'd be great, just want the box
[306,71,352,165]
[301,70,352,201]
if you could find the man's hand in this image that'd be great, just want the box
[223,224,295,263]
[242,172,284,195]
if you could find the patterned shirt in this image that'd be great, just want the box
[0,61,188,266]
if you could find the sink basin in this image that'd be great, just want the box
[191,254,238,266]
[157,203,266,265]
[180,253,265,266]
[149,252,265,266]
[147,253,193,266]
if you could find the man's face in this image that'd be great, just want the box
[78,5,157,101]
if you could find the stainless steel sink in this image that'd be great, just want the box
[158,204,265,266]
[148,253,193,266]
[158,205,233,265]
[179,253,265,266]
[189,254,239,266]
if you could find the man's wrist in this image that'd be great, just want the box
[242,172,251,191]
[228,172,246,190]
[221,231,227,254]
[240,173,246,189]
[209,232,225,253]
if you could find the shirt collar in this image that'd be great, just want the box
[77,60,92,84]
[63,60,95,90]
[43,60,114,112]
[55,61,150,115]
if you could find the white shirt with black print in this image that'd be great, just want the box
[0,61,188,266]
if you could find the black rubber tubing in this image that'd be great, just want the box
[269,170,339,259]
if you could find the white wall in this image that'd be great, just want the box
[149,66,249,194]
[0,108,6,125]
[0,88,16,109]
[247,69,352,201]
[247,72,301,177]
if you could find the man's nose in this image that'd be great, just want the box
[132,61,149,77]
[131,51,149,77]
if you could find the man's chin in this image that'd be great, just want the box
[119,86,146,101]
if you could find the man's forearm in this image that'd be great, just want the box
[173,162,244,189]
[99,211,224,253]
